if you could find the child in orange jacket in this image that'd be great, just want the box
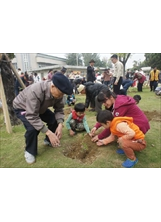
[96,110,146,168]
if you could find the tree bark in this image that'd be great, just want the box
[0,54,21,125]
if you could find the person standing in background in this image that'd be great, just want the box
[133,70,146,92]
[47,69,53,80]
[87,59,96,83]
[17,68,21,76]
[61,67,67,75]
[110,54,123,95]
[149,67,160,91]
[33,73,40,83]
[102,68,112,86]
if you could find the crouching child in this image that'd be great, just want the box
[66,103,91,136]
[96,110,146,168]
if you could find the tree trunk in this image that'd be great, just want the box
[0,54,21,125]
[123,62,126,78]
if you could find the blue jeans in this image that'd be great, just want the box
[122,79,133,94]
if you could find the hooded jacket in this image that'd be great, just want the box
[95,95,150,139]
[84,82,108,108]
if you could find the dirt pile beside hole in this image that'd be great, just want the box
[143,110,161,122]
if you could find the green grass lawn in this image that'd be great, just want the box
[0,88,161,168]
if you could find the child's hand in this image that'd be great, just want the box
[96,140,104,146]
[69,129,75,136]
[88,132,93,137]
[90,127,97,136]
[91,135,99,142]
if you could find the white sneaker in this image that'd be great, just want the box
[24,151,36,164]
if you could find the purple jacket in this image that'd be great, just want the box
[95,95,150,139]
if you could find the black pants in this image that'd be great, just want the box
[137,82,143,92]
[150,81,154,91]
[113,77,123,95]
[14,109,58,156]
[153,81,158,91]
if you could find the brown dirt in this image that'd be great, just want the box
[143,110,161,122]
[62,134,101,164]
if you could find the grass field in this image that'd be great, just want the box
[0,87,161,168]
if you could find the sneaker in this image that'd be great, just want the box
[24,151,35,164]
[116,148,125,155]
[122,158,138,168]
[44,139,52,147]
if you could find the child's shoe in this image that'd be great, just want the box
[122,158,138,168]
[116,148,125,155]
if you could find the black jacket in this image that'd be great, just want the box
[84,82,108,108]
[87,66,96,82]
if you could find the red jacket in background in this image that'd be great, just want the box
[95,95,150,140]
[133,73,146,83]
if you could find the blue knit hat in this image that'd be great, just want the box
[52,72,73,95]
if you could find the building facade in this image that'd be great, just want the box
[12,53,67,72]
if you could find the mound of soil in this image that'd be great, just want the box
[63,134,101,164]
[143,110,161,122]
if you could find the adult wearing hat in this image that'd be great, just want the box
[61,67,67,75]
[77,82,107,112]
[87,59,96,83]
[13,72,73,164]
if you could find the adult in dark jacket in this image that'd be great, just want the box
[87,59,96,82]
[77,82,108,112]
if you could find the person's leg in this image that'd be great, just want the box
[39,109,58,143]
[123,80,133,91]
[150,81,154,91]
[95,96,103,113]
[113,77,123,95]
[76,122,85,131]
[104,81,110,86]
[14,109,40,156]
[140,82,143,92]
[153,81,158,91]
[69,119,77,131]
[118,138,146,167]
[138,82,142,91]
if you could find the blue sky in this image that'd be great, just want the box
[48,53,145,69]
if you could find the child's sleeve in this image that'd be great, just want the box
[83,116,90,133]
[66,113,72,130]
[116,122,135,140]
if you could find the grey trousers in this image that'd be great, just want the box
[95,96,103,113]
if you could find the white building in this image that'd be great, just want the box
[12,53,67,72]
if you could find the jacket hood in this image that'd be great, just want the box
[114,95,136,109]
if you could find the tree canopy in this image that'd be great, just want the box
[65,53,83,66]
[144,53,161,70]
